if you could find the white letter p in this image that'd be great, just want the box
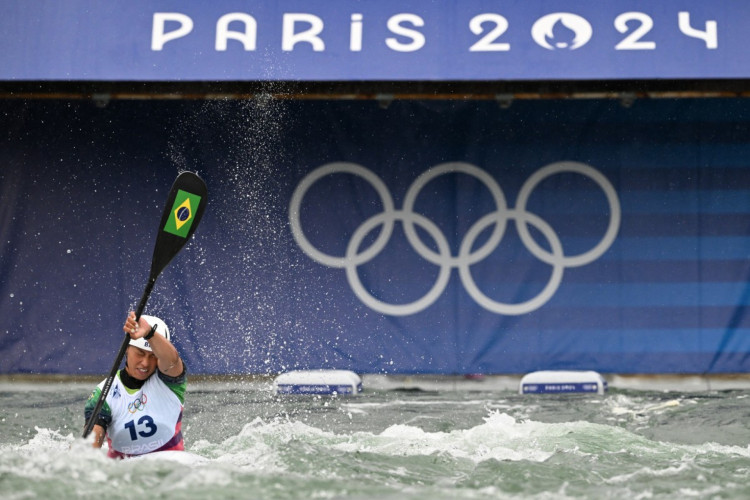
[152,13,194,51]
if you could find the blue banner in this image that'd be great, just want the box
[1,97,749,375]
[0,0,744,81]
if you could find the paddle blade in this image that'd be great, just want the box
[150,171,208,280]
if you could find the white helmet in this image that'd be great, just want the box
[129,315,170,352]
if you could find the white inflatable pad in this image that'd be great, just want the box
[274,370,362,395]
[519,370,607,394]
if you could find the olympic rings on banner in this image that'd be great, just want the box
[289,161,620,316]
[127,393,148,414]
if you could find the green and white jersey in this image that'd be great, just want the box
[85,369,186,457]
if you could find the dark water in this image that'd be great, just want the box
[1,379,749,499]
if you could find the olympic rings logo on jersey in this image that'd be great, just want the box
[289,161,621,316]
[127,393,148,414]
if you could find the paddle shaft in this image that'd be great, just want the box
[82,279,155,439]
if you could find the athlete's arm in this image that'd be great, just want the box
[147,326,184,377]
[91,424,106,448]
[125,312,184,378]
[84,390,112,449]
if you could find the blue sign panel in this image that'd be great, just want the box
[0,1,745,81]
[1,97,749,375]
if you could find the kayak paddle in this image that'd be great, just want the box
[82,171,207,439]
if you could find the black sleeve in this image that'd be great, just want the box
[157,362,187,385]
[83,409,112,432]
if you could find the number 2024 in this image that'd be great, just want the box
[469,12,717,51]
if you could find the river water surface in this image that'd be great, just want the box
[1,377,749,499]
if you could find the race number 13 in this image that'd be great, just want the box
[124,415,158,440]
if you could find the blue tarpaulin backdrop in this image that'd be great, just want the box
[1,97,749,375]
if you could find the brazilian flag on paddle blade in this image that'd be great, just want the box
[163,189,202,238]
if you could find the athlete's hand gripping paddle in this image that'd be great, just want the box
[82,171,207,439]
